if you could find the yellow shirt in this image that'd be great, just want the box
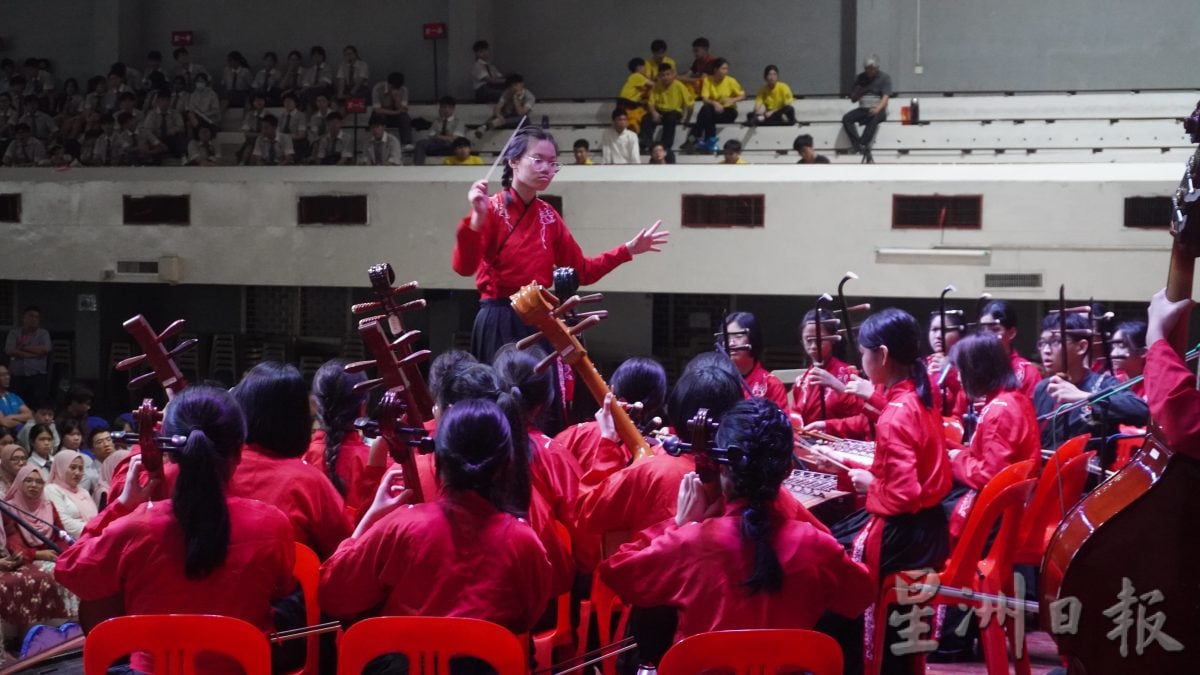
[645,56,677,80]
[755,82,794,113]
[649,80,694,114]
[618,72,653,103]
[575,158,595,165]
[443,154,484,166]
[701,75,745,103]
[720,157,747,164]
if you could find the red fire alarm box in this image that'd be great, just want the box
[345,97,367,114]
[171,31,194,47]
[423,22,447,40]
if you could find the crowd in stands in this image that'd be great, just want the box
[0,35,865,168]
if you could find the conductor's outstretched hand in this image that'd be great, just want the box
[626,220,670,255]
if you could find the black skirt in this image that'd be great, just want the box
[471,299,536,365]
[831,504,950,577]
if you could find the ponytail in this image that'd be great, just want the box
[435,399,527,518]
[858,308,933,411]
[313,358,367,497]
[910,359,933,410]
[740,503,784,594]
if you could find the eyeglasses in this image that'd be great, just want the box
[524,155,562,173]
[1036,338,1063,350]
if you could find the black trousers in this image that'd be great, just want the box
[470,299,568,434]
[640,111,682,149]
[749,105,796,125]
[842,107,887,150]
[693,104,737,140]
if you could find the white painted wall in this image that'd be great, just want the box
[0,163,1182,303]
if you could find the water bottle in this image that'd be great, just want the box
[910,98,920,124]
[635,664,658,675]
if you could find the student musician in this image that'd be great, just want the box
[56,386,296,675]
[599,398,873,641]
[977,299,1043,399]
[304,358,381,519]
[793,307,867,437]
[823,308,952,675]
[1143,289,1200,457]
[721,312,788,411]
[1110,320,1148,397]
[927,310,969,419]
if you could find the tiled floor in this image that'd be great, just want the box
[926,631,1061,674]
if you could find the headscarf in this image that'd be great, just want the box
[94,449,131,506]
[0,444,22,492]
[49,450,98,523]
[5,465,56,547]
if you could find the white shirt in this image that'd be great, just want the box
[601,127,641,165]
[363,132,403,165]
[44,483,97,540]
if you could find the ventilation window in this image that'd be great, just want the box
[298,195,368,225]
[116,260,160,275]
[541,194,564,217]
[892,195,982,229]
[123,195,190,225]
[0,194,20,223]
[984,273,1043,289]
[681,195,765,228]
[1124,196,1172,229]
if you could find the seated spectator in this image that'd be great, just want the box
[250,114,294,166]
[475,74,534,137]
[842,54,892,155]
[103,71,132,113]
[471,40,506,103]
[794,134,830,164]
[95,448,130,509]
[57,419,84,455]
[141,90,186,160]
[617,58,653,111]
[750,65,796,126]
[362,116,402,166]
[648,142,673,165]
[252,51,283,104]
[0,93,17,140]
[720,139,746,164]
[336,45,369,100]
[7,76,28,116]
[186,73,220,130]
[4,466,72,590]
[307,93,334,141]
[0,444,26,496]
[186,124,221,166]
[52,78,82,120]
[680,37,717,94]
[278,93,309,160]
[139,50,165,92]
[414,95,466,165]
[645,39,676,80]
[279,50,304,101]
[0,60,15,96]
[111,61,139,98]
[312,112,352,165]
[0,365,31,432]
[573,138,594,165]
[114,111,141,165]
[223,51,254,108]
[20,95,57,143]
[81,76,106,116]
[115,91,143,129]
[2,124,47,167]
[685,58,744,153]
[300,46,333,105]
[441,136,482,165]
[23,424,54,474]
[165,76,190,115]
[173,47,210,92]
[43,450,97,541]
[45,143,78,169]
[55,385,92,440]
[237,93,269,164]
[601,109,640,165]
[28,59,56,101]
[371,72,412,147]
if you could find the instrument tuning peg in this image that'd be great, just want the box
[168,338,199,357]
[572,310,608,322]
[352,377,385,393]
[115,354,147,372]
[398,299,427,312]
[534,352,558,375]
[577,293,604,305]
[344,359,378,374]
[553,295,582,318]
[159,319,187,341]
[128,371,158,390]
[516,333,542,351]
[399,350,431,368]
[568,314,604,336]
[351,300,384,315]
[391,330,421,350]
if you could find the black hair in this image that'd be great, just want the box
[715,398,792,595]
[343,45,359,57]
[14,122,30,133]
[1040,312,1090,335]
[650,39,667,52]
[656,64,674,74]
[0,59,13,68]
[28,423,55,446]
[501,126,558,189]
[194,72,209,84]
[148,50,163,61]
[439,95,457,106]
[692,37,710,49]
[435,399,525,517]
[227,51,249,68]
[262,51,278,63]
[325,111,343,122]
[368,114,385,128]
[109,62,128,77]
[573,138,590,150]
[436,362,501,410]
[118,91,136,103]
[950,333,1018,400]
[763,64,779,79]
[724,311,763,363]
[493,345,554,436]
[232,361,311,458]
[173,47,189,59]
[387,72,405,88]
[980,299,1017,329]
[87,426,111,446]
[800,307,844,361]
[99,113,115,125]
[712,57,729,70]
[310,46,327,59]
[163,385,246,579]
[628,57,646,72]
[260,113,278,128]
[611,357,668,427]
[472,40,490,53]
[8,75,26,87]
[930,310,966,331]
[452,136,472,150]
[667,358,745,443]
[0,428,12,444]
[429,350,479,404]
[858,308,933,409]
[288,50,303,60]
[282,92,297,103]
[611,108,628,121]
[313,358,367,496]
[1115,320,1148,351]
[505,73,525,86]
[723,139,742,153]
[66,384,93,405]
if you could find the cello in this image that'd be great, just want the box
[1040,142,1200,673]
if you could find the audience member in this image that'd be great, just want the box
[278,50,304,101]
[252,51,283,103]
[573,138,594,165]
[0,365,31,432]
[645,39,677,80]
[56,419,84,456]
[842,54,892,155]
[363,116,403,166]
[720,139,746,164]
[24,424,54,475]
[617,58,653,110]
[46,142,79,169]
[103,71,132,112]
[0,60,15,96]
[173,48,210,92]
[237,92,269,164]
[114,111,141,165]
[794,134,830,163]
[313,112,353,165]
[111,62,138,98]
[16,403,56,451]
[186,124,221,166]
[414,96,466,165]
[0,444,25,496]
[336,45,369,100]
[476,74,535,136]
[55,385,92,443]
[141,89,185,159]
[307,93,334,139]
[223,51,254,108]
[81,76,108,115]
[680,37,718,93]
[4,307,50,404]
[139,50,165,92]
[601,109,640,164]
[300,46,333,104]
[442,136,482,165]
[278,93,308,159]
[648,142,672,164]
[43,450,97,540]
[472,40,507,103]
[186,73,220,130]
[371,72,413,148]
[86,114,122,166]
[750,65,796,126]
[19,96,57,142]
[0,93,17,141]
[7,76,28,116]
[115,91,143,129]
[686,58,744,153]
[1,124,47,167]
[250,114,294,166]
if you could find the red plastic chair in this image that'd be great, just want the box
[336,617,526,675]
[84,614,272,675]
[1013,451,1095,567]
[659,629,843,675]
[589,572,633,675]
[868,459,1037,675]
[282,542,323,675]
[533,522,575,669]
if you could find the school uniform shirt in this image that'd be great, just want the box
[336,60,369,87]
[138,67,164,92]
[141,109,185,139]
[499,89,536,117]
[644,56,678,81]
[429,114,466,140]
[319,491,552,634]
[19,111,56,140]
[2,137,47,166]
[276,109,306,137]
[252,68,281,92]
[845,379,952,516]
[308,110,333,138]
[88,132,125,166]
[791,357,865,427]
[601,127,640,165]
[1033,370,1148,450]
[224,66,253,93]
[240,108,266,134]
[176,63,210,90]
[25,451,52,477]
[371,83,409,112]
[186,139,221,164]
[700,75,745,103]
[553,420,629,487]
[363,132,403,165]
[252,130,294,164]
[226,444,352,559]
[1011,350,1043,400]
[443,154,483,165]
[314,130,353,163]
[598,497,874,641]
[618,72,653,103]
[303,430,388,519]
[472,59,503,91]
[187,87,220,124]
[950,391,1039,490]
[167,90,190,114]
[755,81,795,113]
[1145,339,1200,459]
[744,362,789,412]
[452,188,633,300]
[302,63,333,89]
[649,80,695,115]
[56,496,295,675]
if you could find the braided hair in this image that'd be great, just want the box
[501,126,558,190]
[312,358,367,496]
[714,398,793,595]
[859,308,933,409]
